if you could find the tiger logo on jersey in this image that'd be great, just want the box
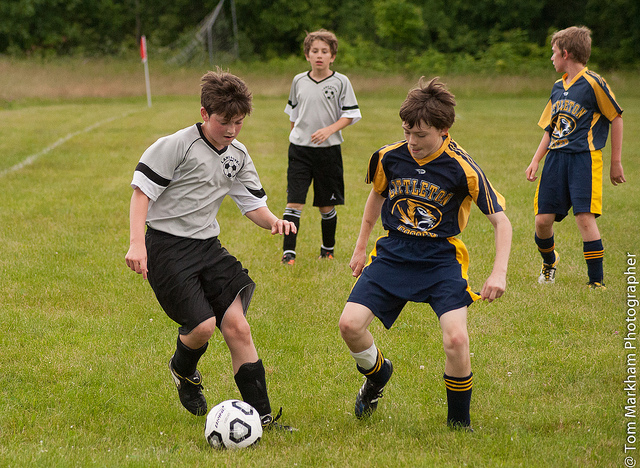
[549,114,576,149]
[391,198,441,234]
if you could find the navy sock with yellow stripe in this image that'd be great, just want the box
[444,373,473,427]
[584,239,604,283]
[357,349,392,385]
[535,234,556,265]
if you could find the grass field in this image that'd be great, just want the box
[1,59,639,467]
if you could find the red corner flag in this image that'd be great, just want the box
[140,35,151,107]
[140,35,148,63]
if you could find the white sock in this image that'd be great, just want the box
[350,342,378,370]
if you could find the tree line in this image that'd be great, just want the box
[1,0,638,71]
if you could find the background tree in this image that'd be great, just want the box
[0,0,637,69]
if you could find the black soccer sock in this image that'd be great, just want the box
[282,208,301,255]
[234,359,272,416]
[535,233,556,264]
[172,337,208,377]
[444,373,473,428]
[320,208,337,251]
[584,239,604,283]
[357,349,392,385]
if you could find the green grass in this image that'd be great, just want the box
[0,64,639,467]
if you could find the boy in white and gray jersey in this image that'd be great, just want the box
[280,29,361,265]
[125,70,296,431]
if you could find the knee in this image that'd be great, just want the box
[221,315,252,344]
[339,314,362,342]
[535,216,553,233]
[443,329,469,355]
[194,318,217,339]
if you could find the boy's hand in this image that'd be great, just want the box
[480,272,506,303]
[610,161,626,186]
[310,127,334,145]
[349,248,367,277]
[125,243,148,280]
[271,219,297,236]
[525,161,539,181]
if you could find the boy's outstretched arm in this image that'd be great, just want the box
[480,211,512,302]
[310,117,353,145]
[525,132,551,182]
[125,188,150,279]
[610,115,625,186]
[349,189,385,277]
[245,206,297,235]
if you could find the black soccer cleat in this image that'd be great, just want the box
[168,358,207,416]
[281,252,296,265]
[319,247,334,259]
[261,407,298,432]
[355,359,393,419]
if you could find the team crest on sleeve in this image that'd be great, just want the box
[391,198,442,236]
[221,154,240,179]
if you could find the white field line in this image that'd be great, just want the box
[0,110,138,178]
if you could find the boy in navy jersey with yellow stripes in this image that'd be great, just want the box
[339,77,512,429]
[526,26,625,288]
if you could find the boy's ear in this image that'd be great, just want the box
[200,107,209,121]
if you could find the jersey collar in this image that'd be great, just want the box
[412,134,450,166]
[196,122,228,155]
[307,70,335,84]
[562,67,588,90]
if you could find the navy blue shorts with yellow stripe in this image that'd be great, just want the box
[347,232,480,329]
[535,149,603,221]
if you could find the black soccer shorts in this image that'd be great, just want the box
[145,227,255,335]
[286,143,345,207]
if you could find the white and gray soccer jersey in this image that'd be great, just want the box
[285,71,361,147]
[131,123,267,239]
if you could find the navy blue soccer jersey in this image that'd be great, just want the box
[366,135,505,238]
[538,68,623,153]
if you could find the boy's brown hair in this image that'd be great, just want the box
[399,77,456,130]
[200,69,252,119]
[303,29,338,57]
[551,26,592,65]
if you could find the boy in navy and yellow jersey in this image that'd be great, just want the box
[280,29,361,265]
[339,77,512,429]
[526,26,625,288]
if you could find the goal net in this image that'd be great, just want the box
[167,0,239,66]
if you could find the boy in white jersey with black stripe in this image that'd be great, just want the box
[281,29,361,265]
[125,70,296,431]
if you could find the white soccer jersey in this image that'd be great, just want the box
[285,71,361,147]
[131,123,267,239]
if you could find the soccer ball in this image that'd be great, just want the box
[204,400,262,449]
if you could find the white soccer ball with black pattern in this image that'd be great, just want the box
[205,399,262,449]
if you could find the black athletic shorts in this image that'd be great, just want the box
[145,227,255,335]
[286,143,345,206]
